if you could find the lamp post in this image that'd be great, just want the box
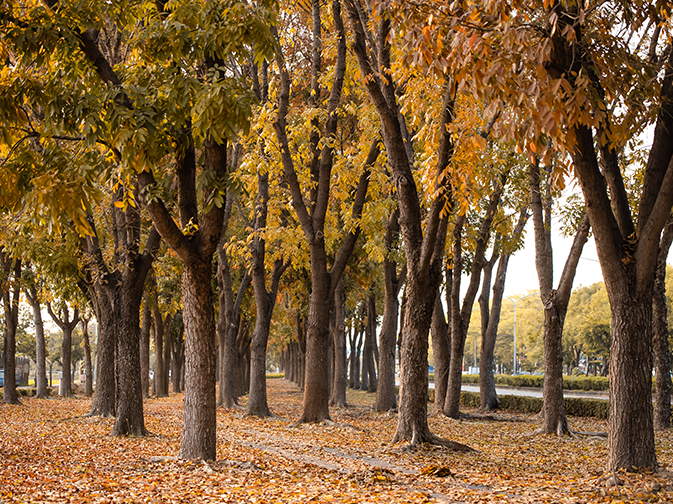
[505,291,539,375]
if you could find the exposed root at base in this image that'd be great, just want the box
[390,431,475,453]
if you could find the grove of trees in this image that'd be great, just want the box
[1,0,672,473]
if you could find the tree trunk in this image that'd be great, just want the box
[608,294,657,469]
[112,284,147,437]
[152,306,166,398]
[81,318,94,397]
[163,315,172,394]
[374,223,404,411]
[178,260,218,460]
[445,182,503,419]
[653,221,673,429]
[25,285,48,399]
[431,291,450,414]
[140,301,152,398]
[330,279,347,407]
[47,303,80,399]
[298,265,333,422]
[88,285,116,417]
[1,253,21,405]
[365,295,378,392]
[171,319,185,394]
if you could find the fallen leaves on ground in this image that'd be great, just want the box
[1,379,672,503]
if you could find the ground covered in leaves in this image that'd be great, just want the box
[2,379,673,503]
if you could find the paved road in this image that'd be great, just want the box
[421,380,608,400]
[457,383,608,400]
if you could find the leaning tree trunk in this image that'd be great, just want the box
[365,295,378,393]
[179,260,218,460]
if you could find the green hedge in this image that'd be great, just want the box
[458,391,610,419]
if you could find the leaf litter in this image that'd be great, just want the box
[1,378,673,503]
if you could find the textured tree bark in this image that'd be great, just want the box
[178,260,218,460]
[546,3,673,469]
[112,284,147,437]
[653,221,673,429]
[330,279,348,407]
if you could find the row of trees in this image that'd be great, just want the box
[1,0,672,471]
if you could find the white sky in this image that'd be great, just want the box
[503,220,603,298]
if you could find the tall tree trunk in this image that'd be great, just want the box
[431,290,450,414]
[653,220,673,429]
[479,210,529,411]
[1,252,21,405]
[140,301,152,398]
[247,169,288,416]
[81,318,94,397]
[112,284,147,436]
[163,315,173,394]
[152,304,166,398]
[374,211,405,411]
[530,162,590,435]
[365,295,378,392]
[445,180,504,419]
[330,279,347,407]
[88,285,116,417]
[171,318,185,394]
[179,260,218,459]
[25,280,48,399]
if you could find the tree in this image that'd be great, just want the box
[23,266,48,398]
[653,222,673,428]
[1,248,21,404]
[47,301,80,398]
[272,0,377,423]
[478,208,529,411]
[344,0,471,449]
[529,161,590,435]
